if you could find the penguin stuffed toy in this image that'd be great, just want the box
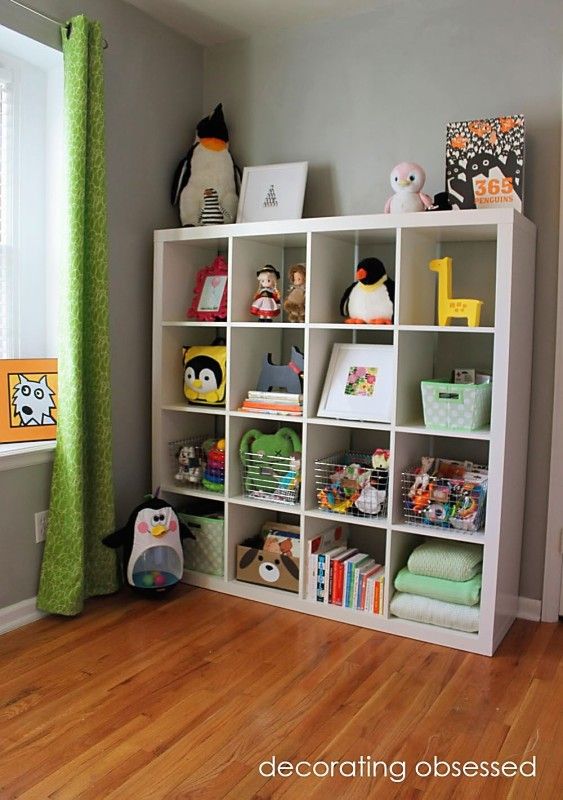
[103,496,195,594]
[171,103,241,227]
[340,257,395,324]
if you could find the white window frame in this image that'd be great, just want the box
[0,61,19,360]
[0,28,62,468]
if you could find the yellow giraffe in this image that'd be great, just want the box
[428,257,483,327]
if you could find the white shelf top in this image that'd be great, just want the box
[162,404,226,415]
[230,321,305,328]
[162,484,225,502]
[162,320,227,327]
[229,495,302,514]
[305,508,388,529]
[155,208,534,243]
[309,322,395,331]
[230,410,303,423]
[396,423,491,440]
[308,416,391,431]
[391,522,485,544]
[398,325,495,334]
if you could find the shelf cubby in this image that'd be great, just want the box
[228,325,304,413]
[309,229,396,324]
[230,233,307,323]
[159,324,228,408]
[153,209,536,655]
[398,227,497,328]
[159,238,229,322]
[395,328,493,430]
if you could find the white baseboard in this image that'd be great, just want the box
[0,597,46,635]
[516,596,542,621]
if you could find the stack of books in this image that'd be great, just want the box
[239,390,303,416]
[307,529,385,614]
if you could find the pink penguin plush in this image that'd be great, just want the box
[384,162,432,213]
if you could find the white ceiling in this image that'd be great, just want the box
[124,0,393,46]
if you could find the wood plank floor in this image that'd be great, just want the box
[0,586,561,800]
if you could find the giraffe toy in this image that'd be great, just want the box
[428,257,483,327]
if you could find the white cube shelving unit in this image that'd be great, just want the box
[153,209,536,656]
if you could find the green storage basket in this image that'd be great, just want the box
[179,512,224,576]
[421,380,492,431]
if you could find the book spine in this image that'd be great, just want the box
[316,554,326,602]
[347,563,357,608]
[330,560,339,604]
[378,577,385,614]
[242,400,303,411]
[308,553,317,600]
[359,574,368,611]
[366,578,375,613]
[374,580,380,615]
[333,561,345,606]
[248,391,302,401]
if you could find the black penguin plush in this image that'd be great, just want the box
[171,104,241,227]
[340,257,394,324]
[103,496,194,593]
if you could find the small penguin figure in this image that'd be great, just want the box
[340,257,394,324]
[102,496,194,593]
[384,162,432,213]
[171,104,241,227]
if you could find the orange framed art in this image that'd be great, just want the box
[0,359,58,443]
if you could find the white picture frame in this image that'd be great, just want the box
[236,162,308,223]
[317,344,395,422]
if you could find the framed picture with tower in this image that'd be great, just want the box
[236,162,308,223]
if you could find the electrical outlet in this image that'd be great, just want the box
[35,510,49,543]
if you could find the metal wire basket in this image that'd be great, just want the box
[241,451,301,506]
[315,452,389,518]
[401,465,488,532]
[168,434,225,492]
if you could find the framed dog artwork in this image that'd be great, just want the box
[0,359,58,443]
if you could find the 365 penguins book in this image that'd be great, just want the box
[445,115,525,211]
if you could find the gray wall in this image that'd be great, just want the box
[0,0,203,608]
[204,0,563,600]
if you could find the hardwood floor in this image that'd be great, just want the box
[0,586,561,800]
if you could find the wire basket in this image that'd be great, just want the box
[401,465,488,532]
[241,451,301,506]
[168,434,225,492]
[315,452,389,518]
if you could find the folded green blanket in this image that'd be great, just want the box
[394,567,481,606]
[390,591,480,633]
[407,540,482,582]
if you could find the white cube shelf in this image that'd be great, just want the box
[153,209,536,655]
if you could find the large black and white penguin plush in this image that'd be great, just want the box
[103,496,195,594]
[171,103,241,227]
[340,257,395,324]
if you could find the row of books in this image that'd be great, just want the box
[239,390,303,416]
[307,525,385,614]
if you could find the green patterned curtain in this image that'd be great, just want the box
[37,16,119,615]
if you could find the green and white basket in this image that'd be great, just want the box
[421,380,492,432]
[179,512,224,576]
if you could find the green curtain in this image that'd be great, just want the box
[37,16,119,615]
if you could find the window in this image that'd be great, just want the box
[0,64,14,358]
[0,25,63,461]
[0,25,63,361]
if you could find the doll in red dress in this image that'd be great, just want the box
[250,265,281,321]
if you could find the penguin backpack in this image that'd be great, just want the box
[171,103,241,227]
[102,496,194,593]
[340,257,395,325]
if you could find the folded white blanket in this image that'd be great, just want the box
[390,591,480,632]
[407,540,482,582]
